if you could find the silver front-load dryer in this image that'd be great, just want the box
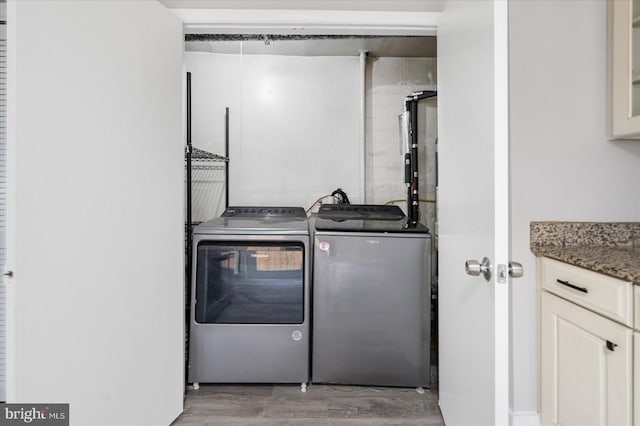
[188,207,310,385]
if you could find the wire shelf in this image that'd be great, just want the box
[186,147,228,163]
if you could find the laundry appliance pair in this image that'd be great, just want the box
[188,204,431,389]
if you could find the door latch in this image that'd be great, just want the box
[508,261,523,278]
[465,257,491,281]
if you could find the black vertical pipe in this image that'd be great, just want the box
[409,100,419,227]
[404,100,414,227]
[225,107,229,209]
[404,153,412,185]
[404,151,412,225]
[404,91,437,228]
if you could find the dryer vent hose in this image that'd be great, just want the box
[331,188,351,205]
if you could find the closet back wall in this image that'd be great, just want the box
[186,52,361,218]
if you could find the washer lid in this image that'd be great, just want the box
[317,204,405,220]
[194,206,309,234]
[222,206,306,219]
[314,204,429,234]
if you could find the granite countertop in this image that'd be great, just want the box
[530,222,640,284]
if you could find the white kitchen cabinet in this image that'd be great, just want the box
[608,0,640,138]
[635,331,640,426]
[635,286,640,426]
[539,258,633,426]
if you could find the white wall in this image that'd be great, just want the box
[162,0,446,12]
[186,52,361,217]
[509,0,640,418]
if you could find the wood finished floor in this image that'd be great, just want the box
[171,384,445,426]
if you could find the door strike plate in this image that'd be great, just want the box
[497,264,507,284]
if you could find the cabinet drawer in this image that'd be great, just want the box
[541,257,633,327]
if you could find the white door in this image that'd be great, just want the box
[437,1,510,425]
[6,1,184,425]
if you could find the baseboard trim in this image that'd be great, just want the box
[511,411,540,426]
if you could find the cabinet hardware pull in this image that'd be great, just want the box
[606,340,618,352]
[556,279,588,294]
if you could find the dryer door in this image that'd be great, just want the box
[195,242,305,324]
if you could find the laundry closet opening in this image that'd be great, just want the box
[183,33,439,386]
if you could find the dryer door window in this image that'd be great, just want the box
[194,242,304,324]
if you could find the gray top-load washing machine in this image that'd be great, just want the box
[188,207,310,386]
[312,204,431,388]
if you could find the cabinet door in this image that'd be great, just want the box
[635,332,640,426]
[541,292,632,426]
[609,0,640,138]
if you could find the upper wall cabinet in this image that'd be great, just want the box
[609,0,640,139]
